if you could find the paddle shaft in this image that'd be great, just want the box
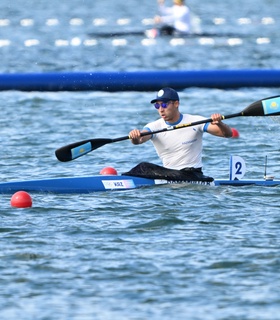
[55,95,280,162]
[55,111,243,162]
[104,112,242,144]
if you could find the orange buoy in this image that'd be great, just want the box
[231,128,240,138]
[100,167,118,175]
[10,191,32,208]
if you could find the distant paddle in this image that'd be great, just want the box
[55,95,280,162]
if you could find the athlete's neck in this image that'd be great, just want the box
[165,113,183,126]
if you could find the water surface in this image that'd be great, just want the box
[1,1,280,319]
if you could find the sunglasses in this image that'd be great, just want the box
[154,101,174,109]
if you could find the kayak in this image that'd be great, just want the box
[1,154,278,194]
[0,174,279,194]
[87,29,243,39]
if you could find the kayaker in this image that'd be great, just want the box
[154,0,191,35]
[124,87,233,182]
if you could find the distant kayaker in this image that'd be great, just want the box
[154,0,191,35]
[124,87,233,182]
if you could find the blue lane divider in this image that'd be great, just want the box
[0,69,280,91]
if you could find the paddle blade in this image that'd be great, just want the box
[55,138,112,162]
[242,95,280,116]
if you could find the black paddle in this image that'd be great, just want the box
[55,95,280,162]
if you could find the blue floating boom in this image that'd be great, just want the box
[0,69,280,91]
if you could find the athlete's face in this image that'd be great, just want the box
[154,100,180,122]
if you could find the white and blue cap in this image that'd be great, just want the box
[150,87,180,103]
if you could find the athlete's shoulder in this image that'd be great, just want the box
[181,113,206,121]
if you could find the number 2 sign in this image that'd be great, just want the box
[230,155,246,180]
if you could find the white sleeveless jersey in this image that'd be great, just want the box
[159,4,191,33]
[144,114,208,170]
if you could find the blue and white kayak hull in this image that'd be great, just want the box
[0,175,279,194]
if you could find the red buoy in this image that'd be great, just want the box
[231,128,240,138]
[100,167,118,175]
[10,191,33,208]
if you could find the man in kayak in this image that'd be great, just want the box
[123,87,233,182]
[154,0,191,35]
